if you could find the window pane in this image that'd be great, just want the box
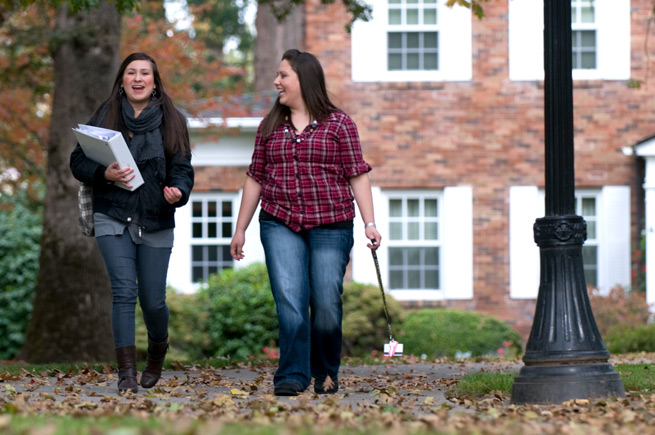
[192,222,203,238]
[425,247,439,265]
[408,270,420,288]
[587,221,596,239]
[388,54,402,70]
[425,269,439,288]
[424,199,438,217]
[222,245,232,260]
[406,0,418,4]
[192,201,202,217]
[388,33,402,50]
[208,266,218,277]
[192,245,204,260]
[407,248,420,265]
[407,53,419,69]
[408,222,420,240]
[580,53,596,69]
[581,6,594,23]
[408,199,419,217]
[389,9,402,25]
[389,248,404,266]
[582,245,598,286]
[571,6,578,24]
[407,8,419,25]
[406,33,420,49]
[424,0,436,3]
[424,222,438,240]
[424,32,438,49]
[424,8,437,25]
[222,222,232,238]
[389,0,401,3]
[581,198,596,215]
[424,53,438,70]
[389,199,403,217]
[208,222,217,238]
[390,271,404,289]
[207,201,217,217]
[222,201,232,217]
[390,222,403,240]
[192,266,203,283]
[208,246,218,261]
[580,31,595,48]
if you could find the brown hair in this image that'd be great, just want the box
[260,49,339,138]
[92,52,190,159]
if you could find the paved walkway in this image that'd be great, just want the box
[4,361,523,414]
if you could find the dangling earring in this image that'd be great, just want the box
[119,87,124,96]
[151,89,157,99]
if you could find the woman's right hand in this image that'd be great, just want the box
[105,162,135,188]
[230,230,246,261]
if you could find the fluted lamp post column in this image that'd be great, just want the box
[510,0,625,404]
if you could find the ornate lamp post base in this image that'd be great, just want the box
[511,216,625,404]
[512,363,625,404]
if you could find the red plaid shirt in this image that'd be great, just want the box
[247,110,372,232]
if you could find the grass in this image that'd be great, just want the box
[453,362,655,397]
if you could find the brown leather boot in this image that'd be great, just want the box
[115,346,138,393]
[140,336,168,388]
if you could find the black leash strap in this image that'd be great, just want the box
[371,247,394,341]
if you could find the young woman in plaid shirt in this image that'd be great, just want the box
[230,49,382,396]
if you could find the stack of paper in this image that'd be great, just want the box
[73,124,144,191]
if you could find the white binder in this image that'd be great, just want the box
[73,124,144,191]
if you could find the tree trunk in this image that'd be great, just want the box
[18,1,121,363]
[254,4,305,92]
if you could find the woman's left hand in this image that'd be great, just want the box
[365,226,382,251]
[163,186,182,204]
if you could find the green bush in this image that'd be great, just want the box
[0,185,43,360]
[198,263,278,359]
[135,289,211,362]
[342,282,404,357]
[398,308,522,359]
[605,324,655,354]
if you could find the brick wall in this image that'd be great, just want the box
[300,0,655,340]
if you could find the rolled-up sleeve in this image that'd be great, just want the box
[338,114,372,178]
[246,122,268,184]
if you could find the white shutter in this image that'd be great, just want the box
[169,201,193,293]
[442,185,473,300]
[439,0,472,81]
[508,0,544,81]
[596,0,630,80]
[509,186,540,299]
[598,186,631,294]
[351,0,387,82]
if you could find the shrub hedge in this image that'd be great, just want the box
[398,308,522,358]
[0,185,42,360]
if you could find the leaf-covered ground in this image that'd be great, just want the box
[1,355,654,434]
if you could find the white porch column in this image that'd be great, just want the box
[644,158,655,309]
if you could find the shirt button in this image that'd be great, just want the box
[300,211,305,215]
[295,173,300,179]
[127,217,132,222]
[296,138,301,143]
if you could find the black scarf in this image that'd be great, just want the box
[121,98,167,177]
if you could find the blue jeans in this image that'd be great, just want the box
[260,220,354,390]
[96,229,171,348]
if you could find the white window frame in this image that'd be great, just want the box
[508,0,630,81]
[385,190,443,296]
[351,0,472,82]
[571,0,598,71]
[387,0,439,71]
[509,186,630,299]
[189,193,238,284]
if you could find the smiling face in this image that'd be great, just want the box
[121,60,156,111]
[273,59,304,111]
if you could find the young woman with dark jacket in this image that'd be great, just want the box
[70,52,194,394]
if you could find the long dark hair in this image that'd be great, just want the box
[91,52,190,159]
[260,49,339,138]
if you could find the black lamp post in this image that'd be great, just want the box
[510,0,625,404]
